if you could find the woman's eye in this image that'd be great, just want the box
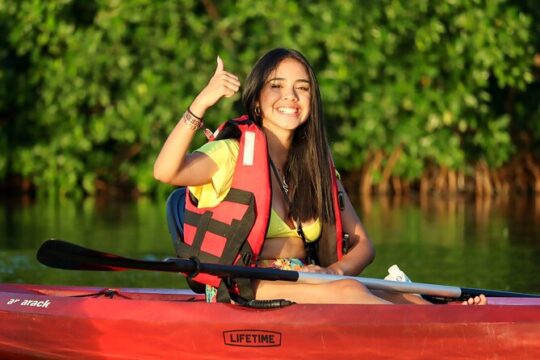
[270,83,282,88]
[296,86,310,91]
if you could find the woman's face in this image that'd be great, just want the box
[257,58,311,134]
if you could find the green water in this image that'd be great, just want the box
[1,195,539,294]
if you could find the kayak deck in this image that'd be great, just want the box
[1,283,539,359]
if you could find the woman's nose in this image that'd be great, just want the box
[283,87,299,101]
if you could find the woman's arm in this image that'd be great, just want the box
[328,181,375,276]
[153,57,241,186]
[305,180,375,276]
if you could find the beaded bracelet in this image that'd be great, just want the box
[182,108,203,131]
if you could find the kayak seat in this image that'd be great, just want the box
[166,187,187,254]
[166,188,206,294]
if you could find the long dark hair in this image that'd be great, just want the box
[242,48,335,224]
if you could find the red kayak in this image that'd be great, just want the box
[1,283,539,359]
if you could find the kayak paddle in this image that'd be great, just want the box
[37,239,540,301]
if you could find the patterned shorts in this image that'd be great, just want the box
[205,258,307,302]
[257,258,306,271]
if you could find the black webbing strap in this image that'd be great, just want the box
[213,190,257,302]
[234,278,255,300]
[189,211,212,259]
[218,196,255,263]
[185,212,230,237]
[216,280,232,303]
[232,240,256,300]
[223,188,254,204]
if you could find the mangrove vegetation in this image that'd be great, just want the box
[1,0,539,197]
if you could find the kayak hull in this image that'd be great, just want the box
[1,283,539,359]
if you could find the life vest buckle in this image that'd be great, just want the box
[342,233,350,254]
[241,252,256,266]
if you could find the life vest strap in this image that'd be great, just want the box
[184,212,231,237]
[223,188,256,204]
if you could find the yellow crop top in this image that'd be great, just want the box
[189,139,322,242]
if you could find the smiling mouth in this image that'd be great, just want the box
[277,107,300,115]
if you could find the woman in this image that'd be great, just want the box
[154,48,486,305]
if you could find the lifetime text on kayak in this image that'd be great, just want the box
[6,298,52,308]
[223,330,282,347]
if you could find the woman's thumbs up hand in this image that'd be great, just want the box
[191,56,241,116]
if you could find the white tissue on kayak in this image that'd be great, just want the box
[384,265,412,283]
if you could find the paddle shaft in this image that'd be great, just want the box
[37,239,540,299]
[296,273,535,299]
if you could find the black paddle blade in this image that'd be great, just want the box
[37,239,131,271]
[36,239,297,281]
[37,239,196,273]
[460,287,540,299]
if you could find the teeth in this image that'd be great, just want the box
[278,107,298,114]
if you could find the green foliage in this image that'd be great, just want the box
[323,0,533,173]
[0,0,537,195]
[509,0,540,152]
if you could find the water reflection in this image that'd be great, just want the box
[359,194,540,245]
[355,194,540,293]
[0,196,184,288]
[1,195,539,293]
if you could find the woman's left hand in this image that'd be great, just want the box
[302,264,343,275]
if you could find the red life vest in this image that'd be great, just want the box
[176,116,345,300]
